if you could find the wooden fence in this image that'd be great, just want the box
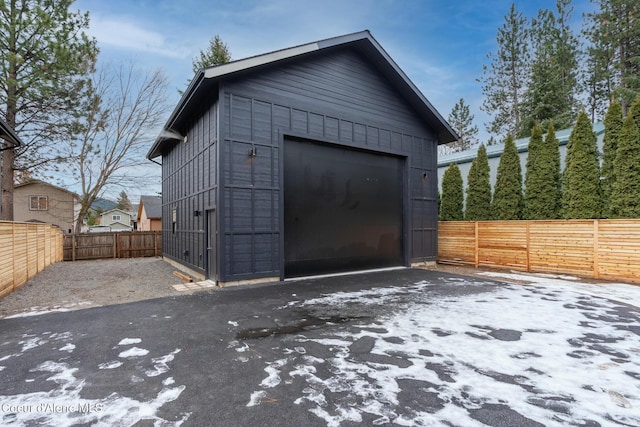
[438,219,640,284]
[0,221,64,299]
[63,231,162,261]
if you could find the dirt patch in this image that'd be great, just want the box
[0,257,186,318]
[1,258,617,319]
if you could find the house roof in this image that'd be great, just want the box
[438,122,606,168]
[138,195,162,219]
[0,117,21,148]
[15,179,80,200]
[100,208,132,217]
[147,30,457,159]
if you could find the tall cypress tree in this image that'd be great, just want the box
[601,100,623,217]
[543,122,562,219]
[524,122,562,219]
[440,163,464,221]
[492,134,523,220]
[562,111,602,219]
[523,122,544,219]
[465,145,492,220]
[610,111,640,217]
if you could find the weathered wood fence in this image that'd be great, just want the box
[63,231,162,261]
[438,220,640,284]
[0,221,64,299]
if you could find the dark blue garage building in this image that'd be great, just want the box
[147,30,456,285]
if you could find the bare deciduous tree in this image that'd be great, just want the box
[68,61,170,232]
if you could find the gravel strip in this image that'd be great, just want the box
[0,257,187,318]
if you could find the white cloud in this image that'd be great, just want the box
[88,15,187,59]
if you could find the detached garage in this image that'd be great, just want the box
[147,30,456,284]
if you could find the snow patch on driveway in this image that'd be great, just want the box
[248,276,640,426]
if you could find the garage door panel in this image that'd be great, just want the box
[284,138,404,277]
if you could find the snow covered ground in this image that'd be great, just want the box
[245,273,640,426]
[0,334,189,425]
[1,269,638,426]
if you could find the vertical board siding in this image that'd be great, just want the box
[162,101,218,275]
[215,47,439,280]
[438,220,640,284]
[0,221,63,300]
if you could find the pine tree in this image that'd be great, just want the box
[440,164,464,221]
[520,1,579,136]
[479,3,530,139]
[192,35,231,72]
[610,109,640,217]
[116,191,132,211]
[562,111,602,219]
[446,98,479,152]
[584,0,640,116]
[601,100,623,217]
[465,145,492,220]
[180,35,231,94]
[524,122,561,219]
[0,0,98,220]
[492,134,523,220]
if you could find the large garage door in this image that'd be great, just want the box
[284,138,404,278]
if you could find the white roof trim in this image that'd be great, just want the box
[203,43,320,79]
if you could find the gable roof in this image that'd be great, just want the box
[100,208,132,217]
[138,195,162,219]
[15,179,80,200]
[0,117,21,148]
[147,30,457,159]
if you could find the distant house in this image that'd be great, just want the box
[147,30,456,283]
[437,123,605,194]
[99,208,133,232]
[137,195,162,231]
[14,180,81,234]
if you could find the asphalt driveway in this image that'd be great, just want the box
[0,268,639,426]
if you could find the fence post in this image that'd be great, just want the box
[113,233,117,258]
[474,222,479,268]
[593,219,599,279]
[154,232,159,256]
[526,222,531,272]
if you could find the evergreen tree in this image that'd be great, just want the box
[523,122,544,218]
[116,191,132,211]
[492,134,523,220]
[180,35,231,94]
[601,100,623,216]
[446,98,479,152]
[562,111,602,218]
[479,3,530,139]
[520,1,579,136]
[544,121,562,219]
[524,122,562,219]
[0,0,98,220]
[584,0,640,116]
[192,35,231,72]
[610,109,640,217]
[440,164,464,221]
[465,145,492,220]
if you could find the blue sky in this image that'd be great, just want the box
[72,0,596,199]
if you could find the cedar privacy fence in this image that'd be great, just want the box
[0,221,64,299]
[438,219,640,284]
[63,231,162,261]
